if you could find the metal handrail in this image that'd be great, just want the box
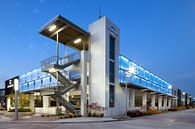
[40,52,80,68]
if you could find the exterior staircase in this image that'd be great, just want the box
[40,53,80,113]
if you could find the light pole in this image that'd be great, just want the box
[14,78,19,120]
[125,67,135,117]
[125,72,128,117]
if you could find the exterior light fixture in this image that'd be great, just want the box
[129,67,136,74]
[14,78,19,91]
[168,85,172,89]
[74,38,81,44]
[14,78,19,120]
[49,25,56,31]
[182,92,185,95]
[48,67,58,73]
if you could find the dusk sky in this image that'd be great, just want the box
[0,0,195,96]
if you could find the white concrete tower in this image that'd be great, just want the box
[89,17,125,116]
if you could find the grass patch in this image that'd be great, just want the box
[112,116,129,120]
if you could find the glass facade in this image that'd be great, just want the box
[109,85,115,107]
[109,35,115,107]
[109,36,115,60]
[119,56,172,96]
[109,61,115,83]
[19,68,80,93]
[18,52,172,96]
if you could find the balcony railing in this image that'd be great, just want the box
[40,52,80,68]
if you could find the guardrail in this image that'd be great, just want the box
[40,52,80,68]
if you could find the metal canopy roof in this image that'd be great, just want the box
[39,15,89,50]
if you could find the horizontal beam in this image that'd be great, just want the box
[50,25,69,38]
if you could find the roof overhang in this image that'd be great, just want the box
[120,82,173,97]
[39,15,90,51]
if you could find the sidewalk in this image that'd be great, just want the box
[55,117,116,123]
[0,110,116,123]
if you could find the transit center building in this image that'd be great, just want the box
[2,15,193,117]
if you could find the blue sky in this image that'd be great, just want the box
[0,0,195,96]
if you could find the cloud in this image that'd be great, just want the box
[15,1,19,5]
[40,0,46,3]
[33,8,40,14]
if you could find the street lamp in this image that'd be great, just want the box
[125,66,135,117]
[14,78,19,120]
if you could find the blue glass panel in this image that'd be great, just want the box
[119,55,172,96]
[119,56,129,70]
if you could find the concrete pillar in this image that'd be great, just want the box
[168,98,172,108]
[30,94,35,112]
[129,88,135,109]
[142,92,147,111]
[175,97,178,107]
[158,96,162,110]
[80,49,87,116]
[6,97,11,111]
[61,93,69,114]
[164,96,167,110]
[151,94,156,108]
[43,96,50,108]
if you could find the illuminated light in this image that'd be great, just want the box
[168,85,172,89]
[73,38,81,44]
[14,79,19,91]
[129,67,136,74]
[49,25,56,31]
[48,67,58,73]
[182,92,185,95]
[71,96,74,98]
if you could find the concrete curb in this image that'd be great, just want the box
[0,118,135,124]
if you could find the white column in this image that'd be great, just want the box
[142,92,147,110]
[43,96,50,108]
[164,96,167,110]
[30,94,35,112]
[61,93,69,114]
[151,94,156,108]
[175,97,178,106]
[7,97,11,111]
[158,96,162,110]
[168,98,172,108]
[129,88,135,109]
[80,49,87,116]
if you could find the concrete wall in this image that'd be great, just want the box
[89,17,125,116]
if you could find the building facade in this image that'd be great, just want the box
[3,15,193,116]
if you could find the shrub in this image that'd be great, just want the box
[186,106,192,109]
[68,113,73,118]
[100,113,104,117]
[88,112,91,117]
[9,108,32,112]
[87,102,106,117]
[168,106,184,111]
[147,109,161,114]
[46,114,51,117]
[41,114,45,117]
[77,114,82,117]
[59,116,64,119]
[127,110,143,117]
[92,112,97,117]
[64,115,68,119]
